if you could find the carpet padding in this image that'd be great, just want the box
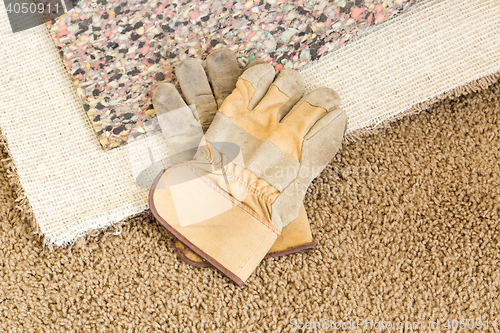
[1,81,499,331]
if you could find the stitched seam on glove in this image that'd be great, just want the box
[304,108,346,141]
[235,237,272,276]
[222,168,275,205]
[183,161,281,236]
[198,149,223,171]
[196,145,277,204]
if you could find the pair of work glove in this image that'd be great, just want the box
[152,49,317,269]
[149,49,347,286]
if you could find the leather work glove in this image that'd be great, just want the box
[150,55,347,286]
[153,49,317,268]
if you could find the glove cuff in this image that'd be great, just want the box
[149,162,279,286]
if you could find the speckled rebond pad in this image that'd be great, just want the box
[47,0,417,150]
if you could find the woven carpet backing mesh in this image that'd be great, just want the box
[0,0,499,246]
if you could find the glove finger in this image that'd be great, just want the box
[281,87,341,139]
[253,69,305,122]
[152,82,188,116]
[176,58,217,130]
[153,83,204,164]
[220,63,275,115]
[245,58,267,70]
[206,49,241,108]
[300,107,347,179]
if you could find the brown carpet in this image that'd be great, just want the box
[1,79,500,332]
